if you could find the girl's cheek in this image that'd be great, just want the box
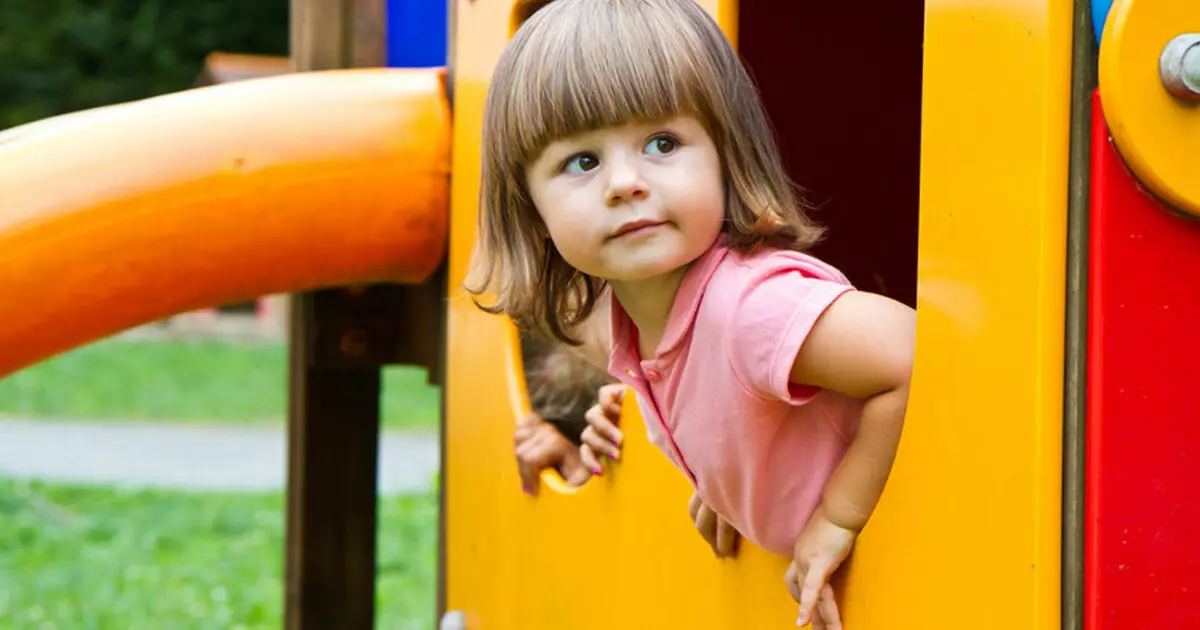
[558,214,597,236]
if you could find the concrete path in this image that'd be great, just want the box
[0,418,439,495]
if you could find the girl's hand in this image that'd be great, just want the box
[687,492,740,558]
[514,414,592,494]
[785,506,857,629]
[579,384,625,475]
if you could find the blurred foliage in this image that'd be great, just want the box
[0,0,289,130]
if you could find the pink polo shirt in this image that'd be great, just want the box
[608,238,865,557]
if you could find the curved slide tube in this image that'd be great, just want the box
[0,67,450,377]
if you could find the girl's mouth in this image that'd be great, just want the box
[610,219,667,239]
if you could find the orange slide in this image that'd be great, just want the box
[0,67,451,378]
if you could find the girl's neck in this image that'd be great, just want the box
[609,264,691,360]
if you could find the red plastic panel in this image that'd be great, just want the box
[1086,89,1200,629]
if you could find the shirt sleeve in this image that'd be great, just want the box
[726,257,854,404]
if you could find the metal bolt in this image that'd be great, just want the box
[439,610,467,630]
[1160,34,1200,101]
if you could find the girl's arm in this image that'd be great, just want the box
[789,290,916,531]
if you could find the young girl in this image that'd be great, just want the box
[466,0,915,627]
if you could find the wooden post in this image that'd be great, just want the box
[284,1,449,629]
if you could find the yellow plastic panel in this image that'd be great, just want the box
[1099,0,1200,216]
[834,0,1069,627]
[445,0,1068,628]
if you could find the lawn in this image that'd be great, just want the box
[0,478,437,630]
[0,337,440,432]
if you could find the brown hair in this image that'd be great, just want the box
[465,0,823,345]
[521,331,614,422]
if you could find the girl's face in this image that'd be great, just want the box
[525,115,725,284]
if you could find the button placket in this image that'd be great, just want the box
[636,364,697,488]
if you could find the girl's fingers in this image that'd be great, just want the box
[598,384,625,411]
[581,418,621,459]
[515,421,552,450]
[558,446,593,487]
[715,518,739,558]
[514,440,541,495]
[815,584,842,630]
[514,419,543,445]
[517,433,555,468]
[584,405,624,448]
[693,504,719,552]
[580,426,611,457]
[784,562,802,604]
[579,444,604,476]
[516,458,539,495]
[796,561,835,628]
[515,437,536,462]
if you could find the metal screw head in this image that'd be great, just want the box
[439,610,467,630]
[1160,33,1200,101]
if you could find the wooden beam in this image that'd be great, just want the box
[290,0,352,72]
[353,0,388,67]
[284,343,381,630]
[284,1,393,629]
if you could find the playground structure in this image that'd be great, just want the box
[0,0,1198,628]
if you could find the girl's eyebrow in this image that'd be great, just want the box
[550,129,598,149]
[538,132,596,162]
[534,141,574,164]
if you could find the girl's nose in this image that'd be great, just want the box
[604,152,649,205]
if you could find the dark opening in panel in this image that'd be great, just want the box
[740,1,924,307]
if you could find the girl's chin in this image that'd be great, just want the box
[599,261,688,285]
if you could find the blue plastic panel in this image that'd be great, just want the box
[387,0,448,68]
[1092,0,1113,45]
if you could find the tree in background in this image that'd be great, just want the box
[0,0,288,130]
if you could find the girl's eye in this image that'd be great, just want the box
[563,153,599,174]
[645,135,678,156]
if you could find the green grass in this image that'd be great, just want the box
[0,337,440,431]
[0,479,437,630]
